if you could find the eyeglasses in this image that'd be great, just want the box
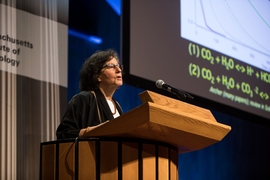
[102,63,123,70]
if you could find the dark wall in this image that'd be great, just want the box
[68,1,270,179]
[179,111,270,180]
[68,0,120,101]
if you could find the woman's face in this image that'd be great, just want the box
[98,57,123,90]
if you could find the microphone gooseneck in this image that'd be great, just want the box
[155,79,194,100]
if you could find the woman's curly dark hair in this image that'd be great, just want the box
[79,49,120,91]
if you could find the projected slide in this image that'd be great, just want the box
[122,0,270,120]
[181,0,270,72]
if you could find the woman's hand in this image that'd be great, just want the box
[79,121,109,137]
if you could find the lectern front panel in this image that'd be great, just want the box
[122,142,139,180]
[41,143,56,180]
[40,137,178,180]
[78,141,96,179]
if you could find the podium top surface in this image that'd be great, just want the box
[84,90,231,153]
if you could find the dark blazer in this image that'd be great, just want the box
[56,89,123,139]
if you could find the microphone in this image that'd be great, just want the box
[156,79,194,99]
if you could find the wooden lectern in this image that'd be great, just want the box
[40,90,231,180]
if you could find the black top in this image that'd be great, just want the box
[56,89,123,139]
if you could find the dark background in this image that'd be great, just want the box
[68,0,270,179]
